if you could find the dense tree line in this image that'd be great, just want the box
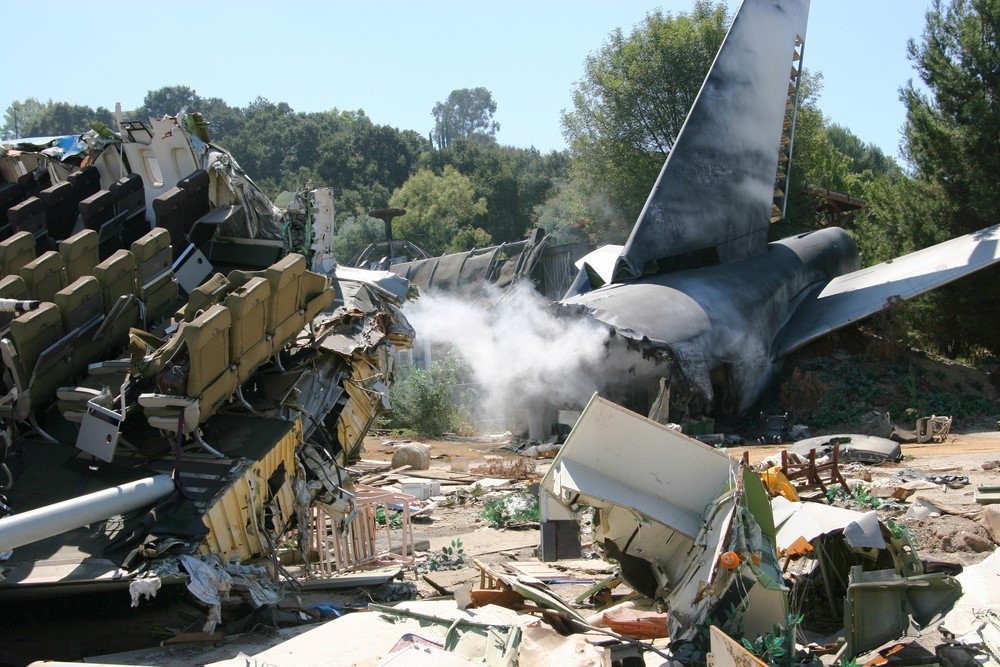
[3,0,997,359]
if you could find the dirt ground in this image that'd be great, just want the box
[3,429,998,666]
[364,426,1000,579]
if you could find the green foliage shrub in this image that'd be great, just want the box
[385,358,466,437]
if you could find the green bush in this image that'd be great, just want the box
[385,357,465,437]
[480,492,540,528]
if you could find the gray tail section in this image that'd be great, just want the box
[614,0,811,282]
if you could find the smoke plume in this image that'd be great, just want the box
[402,282,610,432]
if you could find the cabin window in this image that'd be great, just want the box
[143,152,164,187]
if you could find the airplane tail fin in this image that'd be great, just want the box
[615,0,811,282]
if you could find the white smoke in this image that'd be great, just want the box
[402,282,610,431]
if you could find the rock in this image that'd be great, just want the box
[391,442,431,470]
[960,531,993,552]
[980,504,1000,544]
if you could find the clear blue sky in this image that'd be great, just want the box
[5,1,931,162]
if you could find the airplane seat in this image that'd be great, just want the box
[110,173,147,246]
[59,229,100,282]
[79,190,121,259]
[38,182,78,241]
[20,250,68,303]
[224,276,271,383]
[7,196,48,247]
[138,303,237,439]
[300,268,334,322]
[66,166,101,203]
[131,228,178,327]
[177,169,211,230]
[180,272,229,322]
[0,275,32,336]
[53,276,105,374]
[263,253,307,351]
[0,231,37,276]
[151,187,187,261]
[0,182,26,229]
[92,249,139,352]
[17,171,50,198]
[0,302,75,422]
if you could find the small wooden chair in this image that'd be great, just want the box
[781,443,848,498]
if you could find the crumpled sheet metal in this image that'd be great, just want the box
[936,547,1000,664]
[771,496,886,551]
[541,394,787,642]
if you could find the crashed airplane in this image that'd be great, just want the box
[554,0,1000,420]
[0,106,413,597]
[379,0,1000,425]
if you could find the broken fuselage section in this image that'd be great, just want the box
[0,109,413,595]
[540,395,788,643]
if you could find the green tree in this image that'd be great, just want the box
[137,85,203,118]
[431,87,500,149]
[2,98,46,139]
[21,102,114,136]
[334,214,385,266]
[421,140,565,243]
[886,0,1000,356]
[388,166,488,255]
[562,1,730,241]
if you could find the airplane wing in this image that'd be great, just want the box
[615,0,811,281]
[772,223,1000,358]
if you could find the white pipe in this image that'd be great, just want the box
[0,475,175,552]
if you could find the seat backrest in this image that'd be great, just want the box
[66,166,101,203]
[0,274,30,301]
[264,253,306,334]
[17,171,49,198]
[224,276,271,380]
[0,231,37,275]
[54,276,103,331]
[183,272,229,322]
[59,229,100,282]
[79,189,115,232]
[7,196,46,239]
[110,173,144,215]
[38,181,78,240]
[20,250,68,302]
[0,275,31,333]
[183,303,232,397]
[131,227,172,286]
[152,187,188,258]
[92,249,137,312]
[177,169,210,228]
[0,182,26,223]
[300,268,333,320]
[7,302,64,387]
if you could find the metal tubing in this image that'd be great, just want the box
[0,475,175,552]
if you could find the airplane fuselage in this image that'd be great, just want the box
[558,227,859,418]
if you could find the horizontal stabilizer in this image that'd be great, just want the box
[772,223,1000,358]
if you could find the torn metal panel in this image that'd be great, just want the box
[541,394,787,642]
[771,496,886,552]
[708,625,770,667]
[544,395,737,539]
[205,600,522,666]
[790,434,902,464]
[936,547,1000,663]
